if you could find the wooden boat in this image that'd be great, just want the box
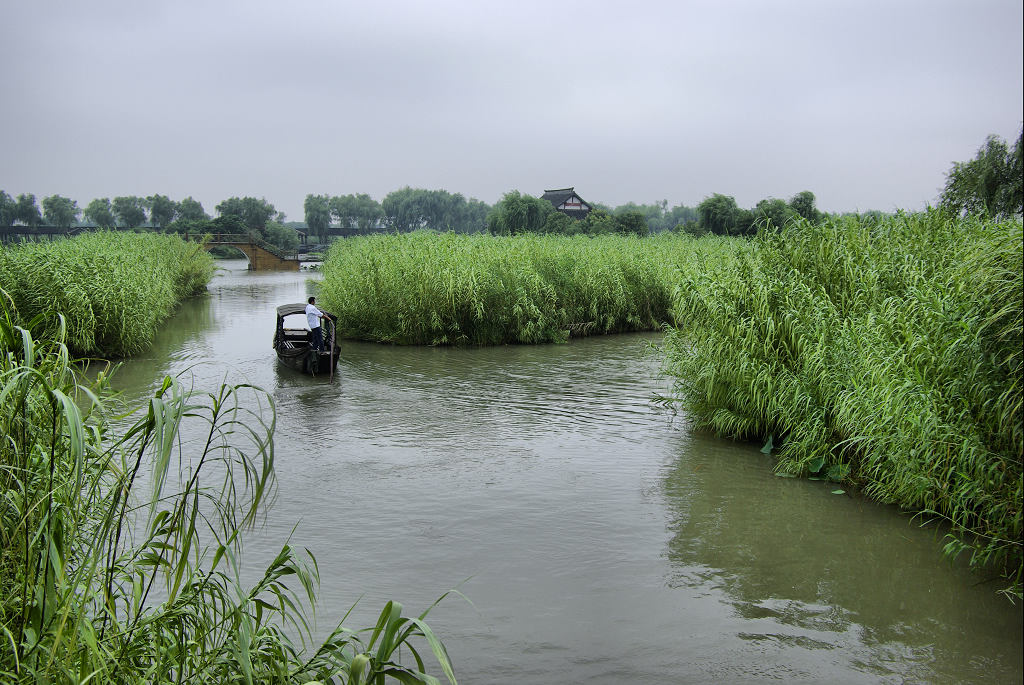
[272,303,341,376]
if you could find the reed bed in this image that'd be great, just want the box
[0,302,456,684]
[662,211,1023,595]
[0,232,214,356]
[318,231,743,345]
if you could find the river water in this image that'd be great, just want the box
[110,260,1022,684]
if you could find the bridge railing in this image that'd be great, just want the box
[185,232,298,261]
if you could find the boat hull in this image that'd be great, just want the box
[275,343,340,376]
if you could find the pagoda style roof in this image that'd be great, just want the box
[541,187,591,217]
[541,187,580,206]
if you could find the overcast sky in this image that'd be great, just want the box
[2,0,1021,220]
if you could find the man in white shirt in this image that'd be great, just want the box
[305,296,326,352]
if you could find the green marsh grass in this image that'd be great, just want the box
[0,299,457,683]
[318,231,742,345]
[0,232,215,356]
[662,211,1023,596]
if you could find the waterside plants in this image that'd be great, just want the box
[0,231,215,357]
[661,211,1023,596]
[0,302,457,683]
[318,231,745,345]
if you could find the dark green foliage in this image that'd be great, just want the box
[111,196,147,228]
[381,187,488,233]
[788,190,822,222]
[83,198,116,228]
[578,209,618,235]
[41,195,80,229]
[176,196,209,222]
[486,191,552,235]
[614,210,649,236]
[304,193,331,240]
[146,194,177,229]
[608,201,699,233]
[215,196,277,229]
[329,193,385,232]
[263,220,300,252]
[941,131,1023,219]
[0,190,13,225]
[541,211,575,234]
[752,198,799,232]
[14,194,41,226]
[212,213,248,233]
[662,211,1023,596]
[697,193,744,235]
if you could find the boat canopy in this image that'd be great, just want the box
[276,303,336,321]
[277,303,310,319]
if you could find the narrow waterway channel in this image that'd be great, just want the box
[109,260,1022,684]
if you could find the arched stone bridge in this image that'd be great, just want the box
[189,233,319,271]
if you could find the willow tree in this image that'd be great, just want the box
[941,131,1023,219]
[41,195,80,229]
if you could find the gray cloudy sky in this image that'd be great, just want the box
[2,0,1022,220]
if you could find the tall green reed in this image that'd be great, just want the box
[0,297,457,683]
[0,232,215,356]
[662,211,1023,596]
[317,231,736,345]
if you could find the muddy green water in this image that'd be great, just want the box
[111,261,1021,684]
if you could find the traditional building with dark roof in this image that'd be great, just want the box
[541,187,591,219]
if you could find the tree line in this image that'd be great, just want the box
[4,129,1018,250]
[482,190,822,237]
[302,188,492,240]
[0,192,302,252]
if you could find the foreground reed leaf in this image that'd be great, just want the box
[0,312,457,683]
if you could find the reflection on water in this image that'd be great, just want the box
[661,437,1022,683]
[103,260,1021,684]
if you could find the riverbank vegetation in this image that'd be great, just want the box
[0,232,215,357]
[318,231,745,345]
[662,211,1022,596]
[318,207,1022,595]
[0,307,457,683]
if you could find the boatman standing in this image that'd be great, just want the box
[305,296,326,352]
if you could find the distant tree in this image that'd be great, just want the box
[380,187,427,232]
[615,210,649,236]
[0,191,15,225]
[486,191,552,235]
[330,193,382,232]
[112,196,148,228]
[41,195,80,229]
[734,208,756,235]
[211,214,248,234]
[83,198,116,228]
[13,194,42,226]
[788,190,821,222]
[263,220,300,252]
[215,196,276,229]
[697,193,740,235]
[424,190,467,231]
[541,211,575,234]
[147,194,177,230]
[752,197,798,232]
[940,131,1023,219]
[304,194,331,241]
[177,196,209,222]
[614,201,668,231]
[674,221,708,237]
[666,204,699,229]
[462,198,491,233]
[579,209,618,235]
